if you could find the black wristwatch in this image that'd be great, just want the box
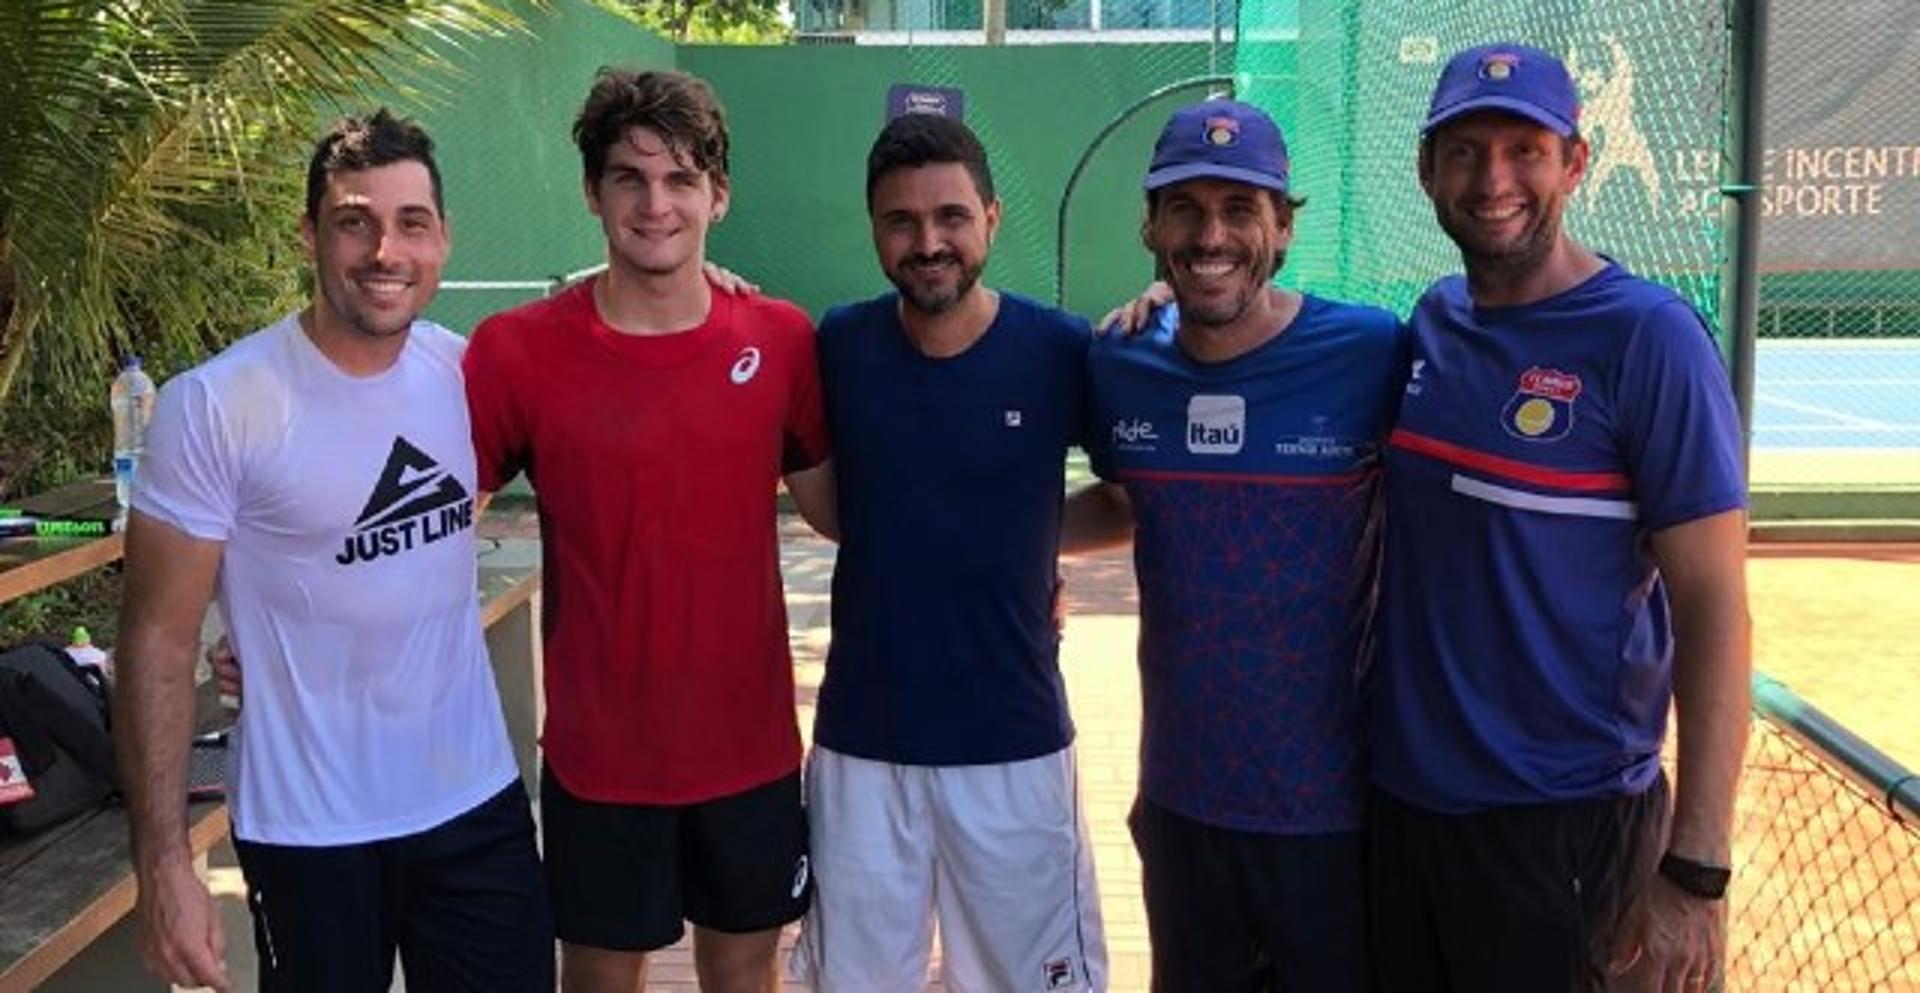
[1658,852,1732,900]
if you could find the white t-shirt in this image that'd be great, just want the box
[134,315,517,846]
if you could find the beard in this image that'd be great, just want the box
[1166,248,1286,329]
[1434,200,1560,284]
[888,252,983,315]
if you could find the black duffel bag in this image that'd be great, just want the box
[0,641,118,834]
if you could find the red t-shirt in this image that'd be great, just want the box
[464,280,829,804]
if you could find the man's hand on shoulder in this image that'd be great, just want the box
[1097,281,1173,337]
[704,260,760,296]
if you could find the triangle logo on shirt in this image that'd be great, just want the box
[335,437,476,567]
[354,437,470,528]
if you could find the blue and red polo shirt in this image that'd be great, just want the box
[1373,261,1747,813]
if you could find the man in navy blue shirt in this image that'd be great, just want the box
[790,112,1108,993]
[1369,42,1751,993]
[1068,99,1401,992]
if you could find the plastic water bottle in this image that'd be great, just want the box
[110,355,156,515]
[65,626,111,681]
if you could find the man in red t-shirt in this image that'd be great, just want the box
[462,69,834,993]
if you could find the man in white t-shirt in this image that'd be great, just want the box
[115,110,551,992]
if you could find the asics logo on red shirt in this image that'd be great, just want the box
[730,347,763,385]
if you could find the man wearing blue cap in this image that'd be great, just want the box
[1068,99,1402,991]
[1369,42,1751,992]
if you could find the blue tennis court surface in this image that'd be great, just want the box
[1754,341,1920,450]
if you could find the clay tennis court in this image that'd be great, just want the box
[627,528,1920,991]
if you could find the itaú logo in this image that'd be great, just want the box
[1185,394,1245,455]
[729,346,762,385]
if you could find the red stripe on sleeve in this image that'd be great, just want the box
[1388,428,1630,493]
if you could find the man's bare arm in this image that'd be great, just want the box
[115,510,230,989]
[1061,481,1134,554]
[785,461,839,542]
[1610,507,1751,989]
[1656,507,1752,866]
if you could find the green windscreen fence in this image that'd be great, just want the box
[683,39,1239,319]
[1236,0,1732,321]
[1744,1,1920,488]
[415,0,1915,494]
[1232,0,1919,492]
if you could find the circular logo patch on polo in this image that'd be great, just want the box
[1512,397,1556,436]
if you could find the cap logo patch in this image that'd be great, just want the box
[1204,115,1240,146]
[1479,52,1521,82]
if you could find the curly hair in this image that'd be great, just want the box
[573,69,730,186]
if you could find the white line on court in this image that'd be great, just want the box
[1755,425,1920,434]
[1765,379,1920,387]
[1758,339,1920,352]
[1754,394,1896,428]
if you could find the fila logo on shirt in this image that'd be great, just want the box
[730,346,762,385]
[336,437,475,566]
[1500,366,1582,442]
[1043,956,1079,989]
[1185,394,1245,455]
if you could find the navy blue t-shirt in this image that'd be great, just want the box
[813,292,1089,765]
[1374,262,1747,813]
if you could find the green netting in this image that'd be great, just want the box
[411,0,1915,492]
[1235,0,1732,324]
[686,38,1235,318]
[1228,1,1920,491]
[1742,1,1920,487]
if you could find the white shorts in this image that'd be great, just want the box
[790,745,1107,992]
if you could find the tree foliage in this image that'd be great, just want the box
[613,0,789,44]
[0,0,534,495]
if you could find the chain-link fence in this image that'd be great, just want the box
[1747,1,1920,490]
[685,37,1237,318]
[1730,678,1920,990]
[1238,0,1732,323]
[413,0,1920,498]
[1234,0,1920,497]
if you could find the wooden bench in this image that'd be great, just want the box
[0,481,543,992]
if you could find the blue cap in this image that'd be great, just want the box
[1424,42,1580,136]
[1145,99,1290,193]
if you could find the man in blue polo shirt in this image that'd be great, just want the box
[1069,99,1402,991]
[791,111,1107,993]
[1369,43,1752,992]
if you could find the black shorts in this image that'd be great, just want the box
[1129,797,1369,993]
[232,782,553,993]
[1368,775,1670,992]
[540,764,811,952]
